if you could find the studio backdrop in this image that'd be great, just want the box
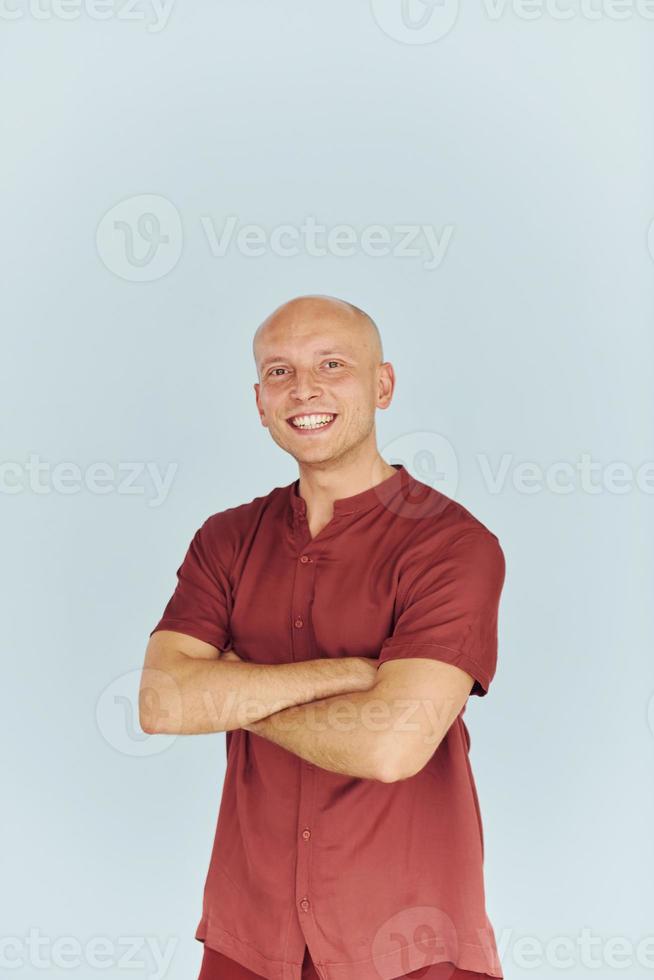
[2,3,653,980]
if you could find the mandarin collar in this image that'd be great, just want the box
[289,463,409,518]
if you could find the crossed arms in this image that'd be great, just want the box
[138,630,474,783]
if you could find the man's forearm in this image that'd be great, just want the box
[140,654,375,735]
[244,685,395,782]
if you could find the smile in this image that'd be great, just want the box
[286,413,337,433]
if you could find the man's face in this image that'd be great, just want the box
[253,303,392,466]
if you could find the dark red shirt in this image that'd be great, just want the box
[151,464,506,980]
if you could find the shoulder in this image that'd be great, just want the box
[194,480,290,561]
[397,474,505,580]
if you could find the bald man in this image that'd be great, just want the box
[251,295,397,537]
[142,295,506,980]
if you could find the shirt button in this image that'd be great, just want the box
[294,617,304,628]
[299,555,311,563]
[302,828,311,841]
[300,898,310,912]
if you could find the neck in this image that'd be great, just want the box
[295,453,397,516]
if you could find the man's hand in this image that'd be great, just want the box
[218,648,244,664]
[353,656,379,690]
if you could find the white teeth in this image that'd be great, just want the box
[291,414,335,429]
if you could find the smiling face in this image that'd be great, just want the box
[253,295,395,467]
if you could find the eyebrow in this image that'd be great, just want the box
[259,349,353,370]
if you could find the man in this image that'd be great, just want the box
[139,295,506,980]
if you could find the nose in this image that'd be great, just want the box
[290,368,324,402]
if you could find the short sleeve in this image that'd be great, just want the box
[378,530,506,697]
[150,518,232,651]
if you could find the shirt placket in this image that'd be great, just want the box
[290,532,328,980]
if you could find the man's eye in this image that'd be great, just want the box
[268,363,341,377]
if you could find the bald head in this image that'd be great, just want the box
[252,295,383,380]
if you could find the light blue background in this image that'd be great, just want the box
[2,3,653,979]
